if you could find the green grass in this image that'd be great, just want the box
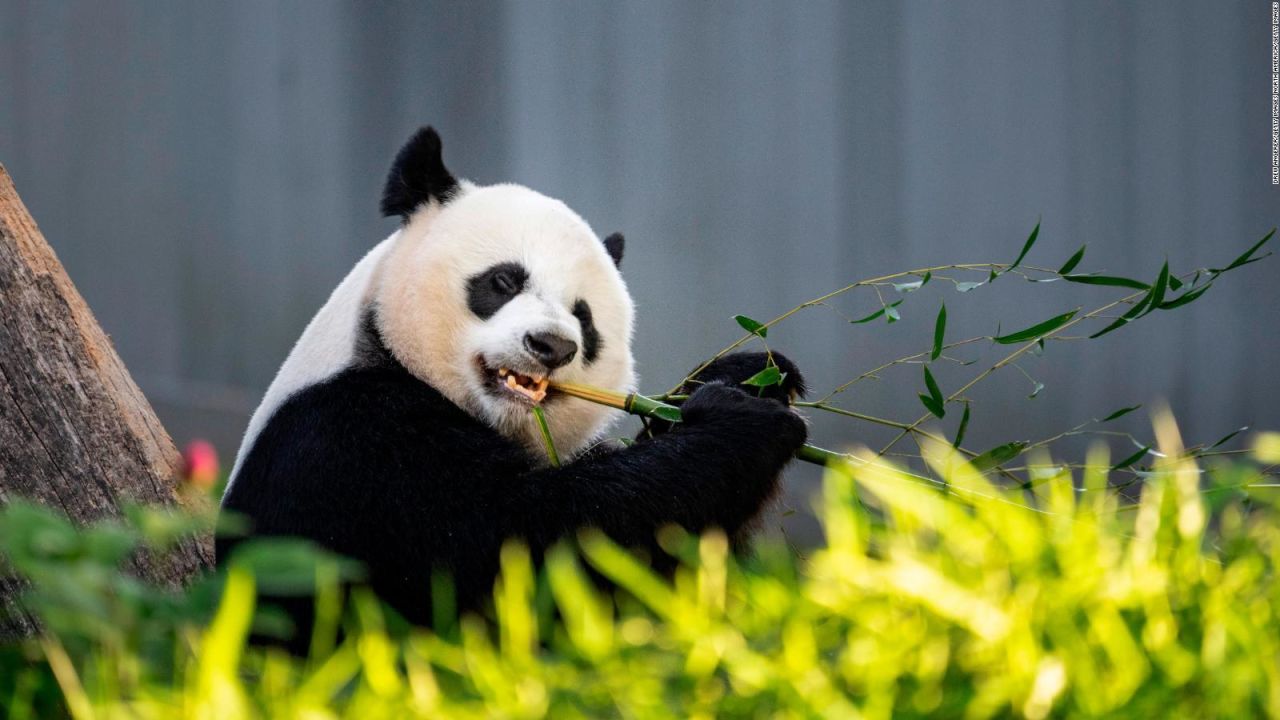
[3,424,1279,718]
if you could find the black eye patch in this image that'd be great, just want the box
[572,299,601,365]
[466,262,528,319]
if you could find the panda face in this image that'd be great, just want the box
[376,182,636,457]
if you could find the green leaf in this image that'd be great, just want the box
[1101,405,1141,422]
[1157,283,1212,310]
[82,524,140,566]
[920,366,945,418]
[734,314,767,338]
[924,366,944,405]
[1028,381,1045,399]
[1148,261,1170,310]
[850,300,904,324]
[955,281,985,293]
[1057,244,1086,275]
[1088,289,1155,339]
[1008,221,1041,272]
[885,305,901,323]
[1212,228,1275,273]
[230,538,364,595]
[651,406,683,424]
[894,271,931,293]
[1110,446,1150,472]
[919,394,946,419]
[1168,274,1183,291]
[742,366,784,388]
[971,441,1027,471]
[994,309,1079,344]
[931,304,946,361]
[952,403,971,448]
[1209,426,1249,450]
[1062,274,1151,290]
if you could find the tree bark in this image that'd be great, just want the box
[0,164,213,637]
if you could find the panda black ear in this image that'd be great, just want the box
[603,232,624,267]
[381,126,460,220]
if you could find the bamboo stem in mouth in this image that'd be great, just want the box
[546,380,630,410]
[549,380,844,468]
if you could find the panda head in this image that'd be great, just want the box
[374,127,635,457]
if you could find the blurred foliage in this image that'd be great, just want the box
[2,424,1280,718]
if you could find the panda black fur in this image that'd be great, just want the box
[218,126,808,641]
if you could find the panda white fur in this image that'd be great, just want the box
[218,127,807,640]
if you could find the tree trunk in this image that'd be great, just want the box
[0,164,213,637]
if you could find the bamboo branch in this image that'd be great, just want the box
[551,381,849,467]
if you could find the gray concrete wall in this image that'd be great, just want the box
[1,1,1275,537]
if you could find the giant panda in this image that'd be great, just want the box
[218,126,808,638]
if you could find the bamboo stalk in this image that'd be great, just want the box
[550,380,845,468]
[530,405,560,466]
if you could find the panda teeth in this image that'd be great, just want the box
[494,366,549,403]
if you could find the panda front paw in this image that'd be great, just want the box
[681,382,808,457]
[681,351,807,406]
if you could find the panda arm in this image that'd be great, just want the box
[491,382,807,553]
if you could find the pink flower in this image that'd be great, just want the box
[182,440,220,489]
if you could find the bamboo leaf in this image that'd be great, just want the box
[742,366,784,388]
[971,441,1027,471]
[1102,405,1141,422]
[651,406,683,423]
[1028,381,1045,399]
[1209,426,1249,450]
[850,300,904,324]
[931,304,946,361]
[1008,221,1040,273]
[1089,290,1155,339]
[1148,261,1170,311]
[1211,228,1275,273]
[734,314,767,338]
[924,366,944,407]
[955,281,985,293]
[919,394,946,419]
[885,305,901,323]
[1110,446,1150,472]
[1057,244,1086,275]
[952,403,971,448]
[1062,274,1151,290]
[920,366,946,418]
[1157,283,1212,310]
[994,309,1079,344]
[894,271,931,293]
[850,308,886,324]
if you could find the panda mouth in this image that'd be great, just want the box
[480,361,551,404]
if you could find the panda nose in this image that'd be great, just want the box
[523,331,578,370]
